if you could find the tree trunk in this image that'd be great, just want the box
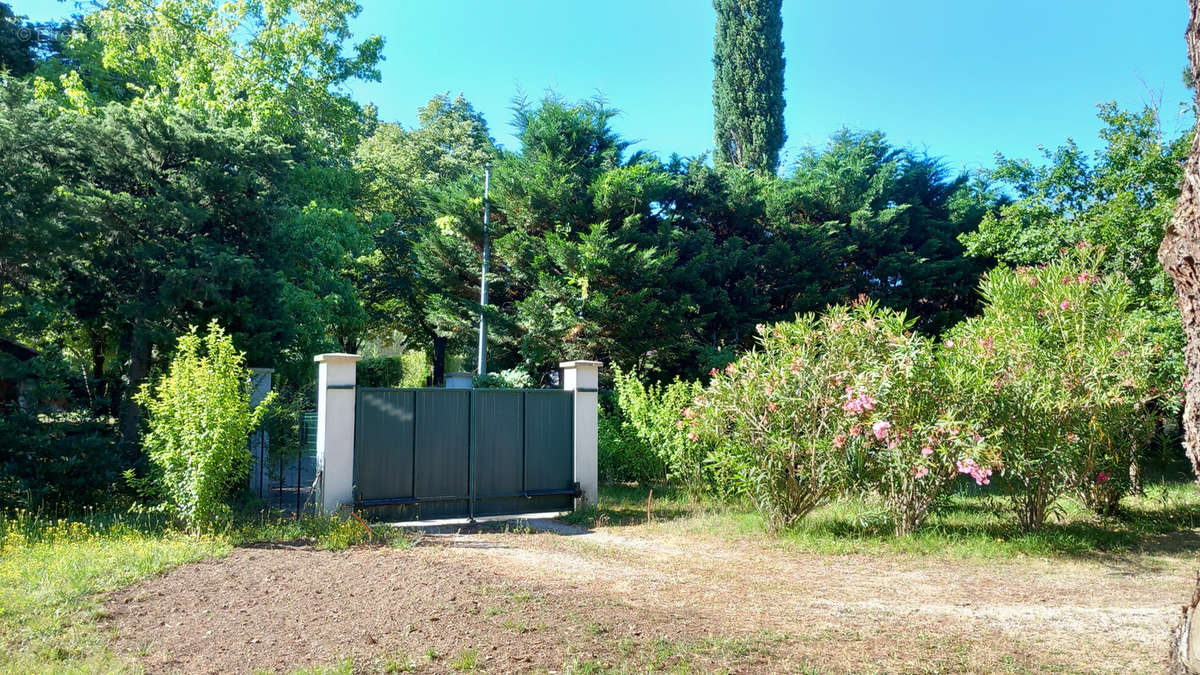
[432,335,446,386]
[89,326,106,410]
[1159,0,1200,484]
[118,322,151,444]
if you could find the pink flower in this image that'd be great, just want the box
[709,367,719,377]
[956,458,993,486]
[686,431,699,442]
[943,339,955,348]
[766,402,779,413]
[971,433,983,443]
[1060,300,1071,310]
[1061,276,1073,285]
[724,363,737,376]
[913,466,930,479]
[872,420,891,440]
[850,425,863,437]
[841,391,877,415]
[1066,433,1079,443]
[832,433,846,449]
[1096,472,1111,484]
[921,446,934,457]
[681,407,696,420]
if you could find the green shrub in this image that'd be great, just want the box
[134,321,275,530]
[611,366,706,491]
[598,407,667,486]
[0,414,131,511]
[944,246,1170,528]
[397,350,430,387]
[473,367,535,389]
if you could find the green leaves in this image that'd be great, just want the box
[135,320,273,530]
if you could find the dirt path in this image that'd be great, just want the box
[106,525,1196,673]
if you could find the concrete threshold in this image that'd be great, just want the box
[383,511,574,532]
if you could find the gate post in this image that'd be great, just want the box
[560,360,600,507]
[314,353,361,513]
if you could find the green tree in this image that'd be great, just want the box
[353,94,497,376]
[712,0,785,173]
[1,90,360,440]
[0,2,37,76]
[43,0,383,152]
[961,103,1189,303]
[780,129,992,332]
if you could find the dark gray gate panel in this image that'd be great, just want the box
[524,391,574,492]
[473,390,524,497]
[355,389,415,502]
[353,387,575,520]
[414,390,470,499]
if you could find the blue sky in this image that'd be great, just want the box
[18,1,1195,173]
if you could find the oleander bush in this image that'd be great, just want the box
[695,303,998,533]
[944,246,1171,528]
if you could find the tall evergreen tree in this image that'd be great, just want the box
[712,0,785,173]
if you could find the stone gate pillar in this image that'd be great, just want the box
[560,360,600,508]
[314,353,361,513]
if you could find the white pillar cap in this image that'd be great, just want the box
[314,353,363,363]
[559,360,602,368]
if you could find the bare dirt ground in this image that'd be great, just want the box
[105,523,1197,674]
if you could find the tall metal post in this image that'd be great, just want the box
[477,164,491,376]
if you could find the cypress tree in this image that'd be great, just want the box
[712,0,786,173]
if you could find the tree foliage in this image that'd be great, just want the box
[712,0,785,172]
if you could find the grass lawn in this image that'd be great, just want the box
[0,508,405,674]
[565,471,1200,559]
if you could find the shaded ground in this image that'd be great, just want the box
[106,523,1196,673]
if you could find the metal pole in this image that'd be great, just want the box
[477,164,491,376]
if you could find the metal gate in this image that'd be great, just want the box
[353,388,578,520]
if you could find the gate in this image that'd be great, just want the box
[353,388,579,520]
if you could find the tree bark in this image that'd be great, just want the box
[118,322,151,444]
[1159,0,1200,483]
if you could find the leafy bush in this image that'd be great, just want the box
[944,247,1169,528]
[134,321,275,530]
[357,356,403,387]
[0,351,132,511]
[397,350,430,387]
[611,366,706,491]
[697,304,997,533]
[357,350,430,388]
[473,367,535,389]
[598,406,667,486]
[0,414,131,511]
